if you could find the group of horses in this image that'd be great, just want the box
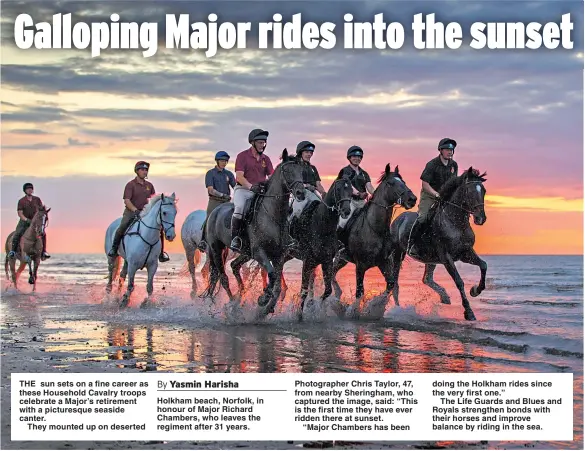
[4,149,489,322]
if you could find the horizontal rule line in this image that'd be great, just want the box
[156,389,288,392]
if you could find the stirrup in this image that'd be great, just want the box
[159,252,170,263]
[197,240,207,252]
[8,250,16,259]
[230,237,242,252]
[41,252,51,261]
[107,247,118,258]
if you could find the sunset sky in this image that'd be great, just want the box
[1,0,583,255]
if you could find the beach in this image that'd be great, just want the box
[1,253,582,450]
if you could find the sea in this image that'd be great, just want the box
[1,253,583,449]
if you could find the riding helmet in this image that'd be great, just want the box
[23,182,34,192]
[135,161,150,172]
[215,151,230,161]
[347,145,364,159]
[438,138,457,151]
[248,129,269,143]
[296,141,315,157]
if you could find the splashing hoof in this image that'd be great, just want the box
[464,310,476,321]
[257,293,270,307]
[190,290,197,300]
[346,304,361,320]
[120,295,130,309]
[141,298,152,309]
[28,276,35,285]
[470,286,480,297]
[105,285,112,294]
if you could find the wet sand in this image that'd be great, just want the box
[1,254,582,450]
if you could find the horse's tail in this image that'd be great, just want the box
[178,247,203,278]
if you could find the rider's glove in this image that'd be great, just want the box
[250,184,261,194]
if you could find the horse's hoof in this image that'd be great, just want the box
[470,286,480,297]
[28,277,35,285]
[440,296,451,305]
[257,294,270,307]
[140,299,151,309]
[120,296,130,308]
[190,290,197,300]
[464,310,476,321]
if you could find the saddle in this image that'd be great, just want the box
[337,204,367,247]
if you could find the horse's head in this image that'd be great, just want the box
[461,167,487,225]
[31,206,50,236]
[278,148,305,202]
[159,193,178,241]
[375,164,417,209]
[328,177,353,219]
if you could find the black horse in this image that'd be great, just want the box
[331,164,418,318]
[201,149,305,316]
[284,177,354,320]
[388,167,488,321]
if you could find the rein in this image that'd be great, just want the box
[439,181,485,216]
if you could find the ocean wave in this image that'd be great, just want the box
[480,299,580,307]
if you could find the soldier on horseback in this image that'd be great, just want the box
[335,146,375,251]
[197,151,236,252]
[408,137,459,255]
[107,161,170,262]
[8,183,50,261]
[288,140,326,222]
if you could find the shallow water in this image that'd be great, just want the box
[1,253,583,449]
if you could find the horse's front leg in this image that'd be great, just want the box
[106,256,116,293]
[185,245,198,299]
[298,261,317,321]
[254,249,275,309]
[331,254,349,299]
[265,258,285,315]
[441,253,476,321]
[27,258,35,286]
[230,253,251,297]
[460,249,488,298]
[118,259,128,293]
[120,262,138,308]
[347,263,367,320]
[32,257,40,292]
[378,257,396,306]
[423,264,451,305]
[141,261,159,308]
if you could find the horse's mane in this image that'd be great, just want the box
[439,167,487,201]
[140,194,163,217]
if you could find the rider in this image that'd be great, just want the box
[107,161,170,262]
[336,145,375,231]
[289,140,327,222]
[197,151,236,252]
[408,137,459,252]
[8,183,50,260]
[230,128,274,252]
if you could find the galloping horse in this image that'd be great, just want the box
[285,177,353,320]
[389,167,488,321]
[105,193,177,308]
[4,206,50,292]
[331,164,418,318]
[202,149,305,316]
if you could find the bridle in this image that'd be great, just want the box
[321,179,352,214]
[440,180,485,216]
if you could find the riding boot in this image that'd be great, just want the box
[108,230,125,257]
[159,229,170,262]
[408,218,426,255]
[41,234,50,260]
[197,218,208,252]
[230,216,244,252]
[9,231,24,259]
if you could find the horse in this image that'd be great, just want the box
[104,193,177,308]
[283,177,354,320]
[180,209,264,299]
[331,164,418,318]
[388,167,488,321]
[4,206,50,292]
[201,149,305,316]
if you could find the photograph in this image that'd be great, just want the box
[1,0,582,449]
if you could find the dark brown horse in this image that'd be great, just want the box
[331,164,418,318]
[4,206,50,292]
[388,167,488,321]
